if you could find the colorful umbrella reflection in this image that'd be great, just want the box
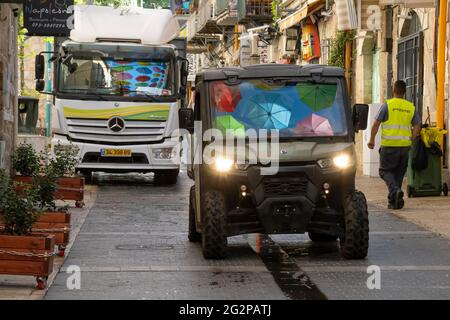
[295,84,337,112]
[294,114,333,136]
[246,93,292,130]
[215,115,246,137]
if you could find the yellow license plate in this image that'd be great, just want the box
[100,149,132,157]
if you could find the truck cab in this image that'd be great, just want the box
[35,5,188,184]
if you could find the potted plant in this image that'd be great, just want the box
[49,143,85,208]
[9,144,72,257]
[13,143,85,208]
[33,164,71,257]
[0,169,55,290]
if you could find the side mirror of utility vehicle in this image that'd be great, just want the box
[35,79,45,92]
[179,108,194,134]
[180,60,188,89]
[35,54,45,80]
[352,104,369,131]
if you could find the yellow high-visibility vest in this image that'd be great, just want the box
[381,98,415,147]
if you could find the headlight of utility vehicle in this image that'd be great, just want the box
[318,154,354,169]
[214,157,234,172]
[153,148,177,159]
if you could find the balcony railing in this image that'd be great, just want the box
[186,13,198,42]
[215,0,238,26]
[237,0,273,24]
[196,0,218,34]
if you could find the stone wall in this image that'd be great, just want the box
[18,36,47,132]
[0,4,19,172]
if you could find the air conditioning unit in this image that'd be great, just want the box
[0,140,5,169]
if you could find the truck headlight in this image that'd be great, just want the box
[333,154,352,169]
[214,157,234,172]
[152,148,177,159]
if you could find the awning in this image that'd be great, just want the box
[379,0,436,8]
[278,0,325,32]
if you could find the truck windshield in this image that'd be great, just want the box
[209,79,348,138]
[59,56,174,98]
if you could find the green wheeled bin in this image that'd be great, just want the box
[406,148,448,197]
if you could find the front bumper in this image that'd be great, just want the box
[52,135,180,172]
[207,164,355,235]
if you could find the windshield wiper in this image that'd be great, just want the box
[85,91,108,101]
[60,89,108,101]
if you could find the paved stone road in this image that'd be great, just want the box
[45,173,450,300]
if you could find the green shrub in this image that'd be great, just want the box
[50,144,80,177]
[11,143,42,176]
[0,175,41,236]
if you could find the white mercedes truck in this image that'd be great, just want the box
[34,5,188,184]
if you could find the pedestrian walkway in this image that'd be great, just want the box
[356,175,450,240]
[0,185,97,300]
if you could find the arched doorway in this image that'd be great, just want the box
[397,11,424,116]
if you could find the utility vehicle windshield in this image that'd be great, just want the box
[58,53,174,98]
[209,78,348,138]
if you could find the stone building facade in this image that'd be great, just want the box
[0,3,19,172]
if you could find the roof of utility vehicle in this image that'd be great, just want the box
[196,64,345,81]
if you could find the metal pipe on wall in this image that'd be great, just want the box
[436,0,447,132]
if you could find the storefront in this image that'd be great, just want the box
[276,0,325,64]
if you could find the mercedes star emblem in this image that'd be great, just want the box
[108,117,125,133]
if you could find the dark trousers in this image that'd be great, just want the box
[379,146,410,202]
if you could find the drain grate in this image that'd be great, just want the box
[115,244,174,251]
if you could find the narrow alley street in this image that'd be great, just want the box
[43,173,450,300]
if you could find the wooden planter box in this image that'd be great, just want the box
[0,234,55,289]
[0,211,71,257]
[14,176,85,207]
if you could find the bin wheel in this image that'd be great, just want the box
[75,200,84,208]
[36,277,47,290]
[443,183,448,197]
[407,186,414,198]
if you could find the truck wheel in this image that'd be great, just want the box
[340,190,369,259]
[308,232,338,242]
[154,169,179,185]
[188,186,201,242]
[201,190,227,259]
[80,171,93,185]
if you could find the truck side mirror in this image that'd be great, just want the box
[352,104,369,131]
[35,79,45,92]
[35,54,45,80]
[180,59,188,89]
[179,108,194,134]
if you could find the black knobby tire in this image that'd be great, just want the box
[188,186,201,242]
[308,232,338,242]
[154,169,179,185]
[201,190,228,259]
[340,190,369,259]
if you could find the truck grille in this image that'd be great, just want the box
[263,175,309,197]
[82,152,149,164]
[66,118,166,144]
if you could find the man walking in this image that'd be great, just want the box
[280,54,295,65]
[368,80,421,209]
